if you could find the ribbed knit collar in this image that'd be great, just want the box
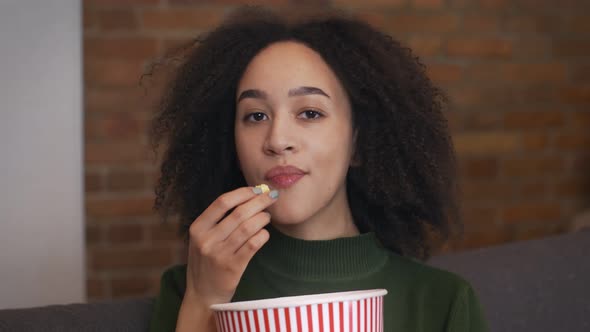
[254,225,389,281]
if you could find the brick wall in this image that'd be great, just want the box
[83,0,590,300]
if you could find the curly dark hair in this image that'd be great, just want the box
[148,5,461,260]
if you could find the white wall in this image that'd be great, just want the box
[0,0,85,309]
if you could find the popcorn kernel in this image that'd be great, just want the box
[255,184,270,194]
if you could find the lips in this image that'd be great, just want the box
[264,165,306,189]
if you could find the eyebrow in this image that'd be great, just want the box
[237,86,331,103]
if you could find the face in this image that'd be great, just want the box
[234,41,356,228]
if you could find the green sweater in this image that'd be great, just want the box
[149,226,489,332]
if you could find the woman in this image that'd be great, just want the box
[148,6,488,332]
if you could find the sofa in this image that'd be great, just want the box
[1,230,588,332]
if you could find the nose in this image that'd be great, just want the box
[263,115,297,156]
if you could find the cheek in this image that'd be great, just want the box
[235,132,257,179]
[235,139,248,163]
[236,129,273,187]
[315,126,354,168]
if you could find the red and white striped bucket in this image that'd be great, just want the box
[210,289,387,332]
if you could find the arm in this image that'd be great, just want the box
[149,266,216,332]
[175,290,216,332]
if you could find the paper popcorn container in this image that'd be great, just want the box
[210,289,387,332]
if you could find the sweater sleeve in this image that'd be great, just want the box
[445,284,489,332]
[149,265,187,332]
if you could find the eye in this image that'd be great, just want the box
[244,112,268,122]
[299,109,324,120]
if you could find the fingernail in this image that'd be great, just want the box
[269,190,279,199]
[252,187,263,195]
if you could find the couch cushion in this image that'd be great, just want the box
[429,230,590,332]
[0,298,153,332]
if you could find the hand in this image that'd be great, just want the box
[184,186,279,306]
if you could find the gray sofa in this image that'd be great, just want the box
[1,230,588,332]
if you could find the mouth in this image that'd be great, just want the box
[268,174,305,189]
[264,165,307,189]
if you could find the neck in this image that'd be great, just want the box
[272,186,359,240]
[257,224,388,280]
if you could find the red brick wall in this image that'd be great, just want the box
[83,0,590,300]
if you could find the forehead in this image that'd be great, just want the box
[237,41,346,99]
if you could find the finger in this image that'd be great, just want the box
[210,189,278,242]
[191,186,260,233]
[234,228,270,267]
[220,211,272,254]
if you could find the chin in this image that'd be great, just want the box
[266,204,311,226]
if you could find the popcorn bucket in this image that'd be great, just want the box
[210,289,387,332]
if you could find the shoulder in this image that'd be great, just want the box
[385,253,489,331]
[385,251,474,296]
[149,265,188,332]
